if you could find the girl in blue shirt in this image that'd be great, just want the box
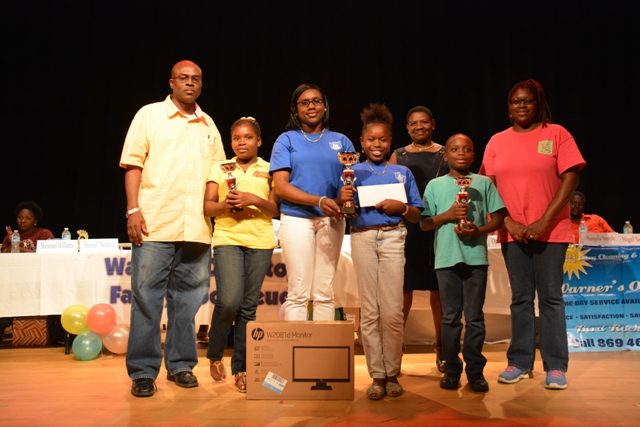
[338,104,423,400]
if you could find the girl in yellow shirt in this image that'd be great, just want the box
[204,117,279,392]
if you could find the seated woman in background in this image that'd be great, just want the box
[1,201,55,339]
[1,201,54,253]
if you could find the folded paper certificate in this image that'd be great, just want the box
[357,183,407,207]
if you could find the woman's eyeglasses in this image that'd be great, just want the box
[297,98,324,108]
[509,98,535,106]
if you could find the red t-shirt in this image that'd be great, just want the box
[482,124,586,243]
[2,228,55,252]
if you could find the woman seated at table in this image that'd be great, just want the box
[1,201,56,340]
[1,201,54,253]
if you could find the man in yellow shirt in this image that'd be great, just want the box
[120,60,226,397]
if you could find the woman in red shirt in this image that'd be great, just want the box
[482,79,585,390]
[2,201,54,253]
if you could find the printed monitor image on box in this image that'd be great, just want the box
[246,321,355,400]
[292,346,351,390]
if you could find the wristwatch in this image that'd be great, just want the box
[125,207,140,218]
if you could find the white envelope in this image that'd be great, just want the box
[357,183,407,207]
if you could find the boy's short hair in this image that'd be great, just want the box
[445,133,474,149]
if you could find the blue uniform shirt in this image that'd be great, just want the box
[270,129,355,217]
[347,162,423,229]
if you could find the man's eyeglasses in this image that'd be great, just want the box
[509,98,535,106]
[297,98,324,108]
[172,75,202,85]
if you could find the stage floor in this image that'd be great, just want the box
[1,336,639,427]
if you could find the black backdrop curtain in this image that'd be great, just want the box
[1,1,637,242]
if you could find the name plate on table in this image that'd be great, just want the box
[579,233,640,246]
[37,240,78,253]
[79,239,119,252]
[357,183,407,207]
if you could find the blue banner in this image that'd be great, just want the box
[563,245,640,352]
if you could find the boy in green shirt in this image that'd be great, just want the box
[420,134,505,392]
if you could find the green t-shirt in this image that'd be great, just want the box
[423,173,505,269]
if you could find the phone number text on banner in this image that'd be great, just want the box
[563,245,640,352]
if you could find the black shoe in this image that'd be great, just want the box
[196,325,208,340]
[440,373,461,390]
[131,378,156,397]
[468,374,489,392]
[167,371,198,388]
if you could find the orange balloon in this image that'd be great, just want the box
[86,303,117,335]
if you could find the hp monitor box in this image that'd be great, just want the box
[246,321,354,400]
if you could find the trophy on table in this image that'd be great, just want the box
[77,229,88,251]
[453,177,473,228]
[220,161,243,213]
[337,151,359,215]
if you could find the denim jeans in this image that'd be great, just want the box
[278,213,345,321]
[436,264,488,376]
[501,241,569,372]
[126,242,211,380]
[350,226,406,379]
[206,245,273,374]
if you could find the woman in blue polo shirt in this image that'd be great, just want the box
[270,83,355,321]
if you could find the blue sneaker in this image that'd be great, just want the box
[545,370,567,390]
[498,366,533,384]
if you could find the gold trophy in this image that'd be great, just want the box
[337,152,359,215]
[220,161,243,213]
[454,177,473,228]
[77,229,88,251]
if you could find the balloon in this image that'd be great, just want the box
[279,301,287,320]
[72,331,102,361]
[87,303,116,334]
[61,304,89,335]
[102,324,130,354]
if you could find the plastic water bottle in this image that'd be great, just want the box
[11,230,20,253]
[623,221,633,234]
[579,221,588,243]
[61,228,72,240]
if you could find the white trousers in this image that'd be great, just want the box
[279,213,345,321]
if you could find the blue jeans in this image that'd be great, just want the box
[501,241,569,372]
[207,245,273,374]
[436,264,488,377]
[126,242,211,380]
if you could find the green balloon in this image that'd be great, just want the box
[72,331,102,361]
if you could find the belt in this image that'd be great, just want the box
[350,222,405,233]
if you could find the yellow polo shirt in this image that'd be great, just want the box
[120,95,226,243]
[209,157,275,249]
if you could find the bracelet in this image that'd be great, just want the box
[401,205,410,216]
[125,207,140,219]
[318,196,327,208]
